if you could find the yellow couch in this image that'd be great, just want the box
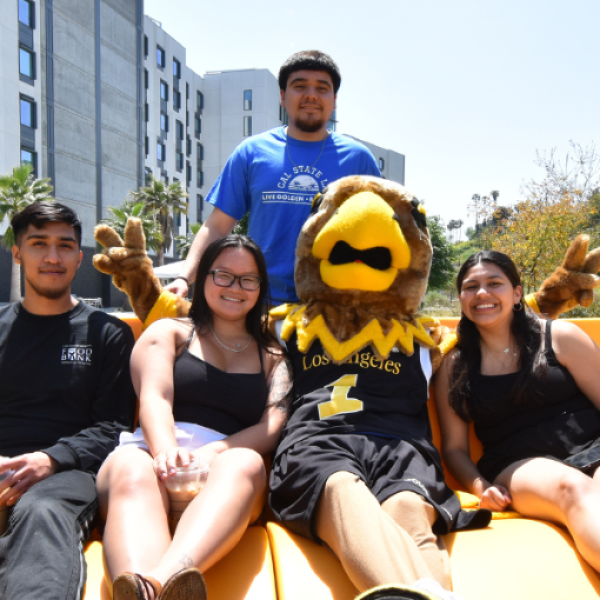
[82,316,600,599]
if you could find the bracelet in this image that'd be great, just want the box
[176,276,190,286]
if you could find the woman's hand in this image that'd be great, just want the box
[478,483,512,511]
[191,442,226,470]
[152,446,193,480]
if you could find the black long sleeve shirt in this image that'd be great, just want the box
[0,302,136,474]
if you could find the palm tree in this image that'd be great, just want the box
[491,190,500,205]
[175,222,202,260]
[130,174,188,265]
[0,164,54,301]
[101,199,162,253]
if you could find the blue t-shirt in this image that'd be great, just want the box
[207,127,380,303]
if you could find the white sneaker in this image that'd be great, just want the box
[414,579,466,600]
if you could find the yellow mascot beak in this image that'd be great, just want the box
[312,191,411,291]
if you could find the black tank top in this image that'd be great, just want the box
[469,320,600,480]
[172,328,268,436]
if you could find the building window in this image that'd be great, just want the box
[186,82,189,99]
[173,90,181,110]
[197,91,204,110]
[19,0,34,27]
[186,136,192,156]
[186,163,192,185]
[145,167,152,185]
[144,68,149,89]
[279,106,288,125]
[145,136,149,156]
[19,47,34,80]
[160,113,168,132]
[20,96,35,128]
[197,195,203,221]
[243,116,252,137]
[197,143,204,161]
[160,80,168,101]
[197,170,204,188]
[173,58,181,78]
[144,35,148,57]
[157,142,165,162]
[194,116,201,136]
[157,45,165,68]
[144,103,149,122]
[176,120,184,140]
[379,157,385,171]
[20,149,36,173]
[176,151,184,171]
[244,89,252,111]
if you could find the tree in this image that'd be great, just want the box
[427,215,457,291]
[232,212,249,235]
[479,143,600,299]
[490,190,500,204]
[0,164,54,301]
[175,222,202,259]
[130,174,188,265]
[101,199,162,253]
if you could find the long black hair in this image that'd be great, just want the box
[449,250,545,421]
[187,234,278,350]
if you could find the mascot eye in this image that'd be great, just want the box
[311,193,323,215]
[410,199,428,231]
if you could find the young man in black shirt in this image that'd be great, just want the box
[0,202,136,600]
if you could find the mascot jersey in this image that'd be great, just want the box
[277,331,436,455]
[207,127,380,304]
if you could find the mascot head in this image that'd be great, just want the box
[296,176,431,317]
[273,176,438,363]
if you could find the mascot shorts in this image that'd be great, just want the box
[269,432,489,543]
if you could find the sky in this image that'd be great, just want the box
[144,0,599,238]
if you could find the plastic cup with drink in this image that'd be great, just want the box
[164,459,209,533]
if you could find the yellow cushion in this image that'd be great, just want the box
[83,527,276,600]
[444,518,600,599]
[267,522,358,600]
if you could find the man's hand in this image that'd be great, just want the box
[164,277,189,298]
[0,453,58,507]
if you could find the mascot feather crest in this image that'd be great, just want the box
[272,176,442,364]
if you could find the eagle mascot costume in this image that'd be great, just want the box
[94,176,600,600]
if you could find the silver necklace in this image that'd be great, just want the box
[286,130,330,169]
[484,343,518,370]
[210,325,252,353]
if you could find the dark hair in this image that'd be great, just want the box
[278,50,341,93]
[449,251,545,421]
[11,201,82,247]
[187,235,278,350]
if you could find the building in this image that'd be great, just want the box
[1,7,406,304]
[0,0,143,305]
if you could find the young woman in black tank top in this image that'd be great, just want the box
[434,250,600,573]
[97,235,292,600]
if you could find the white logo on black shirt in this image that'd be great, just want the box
[61,345,93,365]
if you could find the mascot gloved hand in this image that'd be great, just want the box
[525,235,600,317]
[93,218,190,328]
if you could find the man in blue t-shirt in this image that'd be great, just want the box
[167,50,380,304]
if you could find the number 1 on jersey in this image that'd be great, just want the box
[318,374,363,419]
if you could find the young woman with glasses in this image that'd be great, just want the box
[96,235,292,600]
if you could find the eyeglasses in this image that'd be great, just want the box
[209,270,261,291]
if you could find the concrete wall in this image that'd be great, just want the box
[348,136,406,186]
[45,0,140,249]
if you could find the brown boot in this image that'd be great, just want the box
[113,572,162,600]
[159,568,207,600]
